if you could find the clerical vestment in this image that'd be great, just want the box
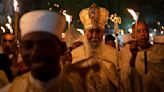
[71,36,118,92]
[0,72,82,92]
[120,44,164,92]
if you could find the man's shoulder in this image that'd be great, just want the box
[152,44,164,50]
[1,73,30,92]
[147,44,164,54]
[102,44,116,52]
[149,44,164,56]
[11,73,29,84]
[71,42,87,64]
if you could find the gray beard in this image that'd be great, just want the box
[82,36,102,58]
[86,40,101,58]
[88,41,99,49]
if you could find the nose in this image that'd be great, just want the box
[31,44,42,56]
[92,32,97,38]
[140,31,147,37]
[6,42,11,45]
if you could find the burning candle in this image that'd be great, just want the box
[6,16,13,33]
[62,10,72,28]
[1,26,5,33]
[62,10,73,47]
[13,0,19,40]
[7,16,12,24]
[127,8,139,39]
[5,23,13,33]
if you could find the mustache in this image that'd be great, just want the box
[4,46,11,50]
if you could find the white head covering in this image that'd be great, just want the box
[20,10,66,40]
[153,35,164,43]
[122,33,133,44]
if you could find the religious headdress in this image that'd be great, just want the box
[79,3,109,30]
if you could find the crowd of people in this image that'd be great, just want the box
[0,3,163,92]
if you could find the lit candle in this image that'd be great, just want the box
[5,23,13,33]
[62,10,73,47]
[13,0,19,40]
[127,8,139,39]
[6,16,13,33]
[1,26,5,33]
[7,16,12,24]
[62,10,72,28]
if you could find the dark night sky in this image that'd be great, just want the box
[20,0,164,30]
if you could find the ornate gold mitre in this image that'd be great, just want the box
[79,3,109,30]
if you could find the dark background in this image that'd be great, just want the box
[19,0,164,32]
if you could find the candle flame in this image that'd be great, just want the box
[77,29,84,35]
[13,0,19,12]
[62,10,72,23]
[5,23,13,33]
[1,26,5,33]
[7,16,12,24]
[127,8,138,21]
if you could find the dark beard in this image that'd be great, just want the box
[3,46,13,55]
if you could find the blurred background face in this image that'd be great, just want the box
[1,33,14,55]
[85,28,104,48]
[132,22,149,48]
[105,35,115,48]
[20,32,62,82]
[106,40,115,48]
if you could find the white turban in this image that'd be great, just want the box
[20,10,66,40]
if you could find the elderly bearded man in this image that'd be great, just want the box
[70,3,118,92]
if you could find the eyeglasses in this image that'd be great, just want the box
[3,39,14,43]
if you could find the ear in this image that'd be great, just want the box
[60,42,67,55]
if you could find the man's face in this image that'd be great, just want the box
[20,32,62,82]
[85,28,104,48]
[133,22,149,47]
[1,34,14,54]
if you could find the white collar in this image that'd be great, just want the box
[29,72,61,91]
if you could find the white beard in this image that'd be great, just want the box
[88,41,99,49]
[84,36,102,58]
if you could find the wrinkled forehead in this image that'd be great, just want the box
[134,22,148,29]
[138,23,148,29]
[132,23,149,33]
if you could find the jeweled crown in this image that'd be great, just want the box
[79,3,109,30]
